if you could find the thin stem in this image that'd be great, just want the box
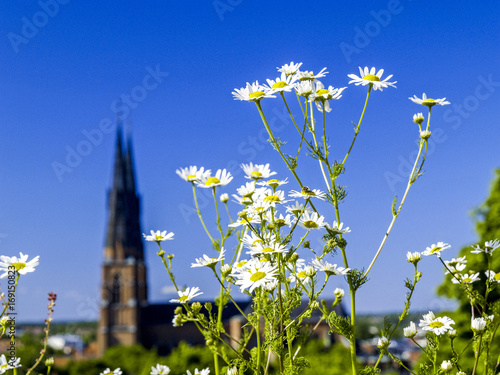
[362,135,425,280]
[192,182,215,243]
[340,85,371,168]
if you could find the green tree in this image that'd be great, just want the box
[437,168,500,372]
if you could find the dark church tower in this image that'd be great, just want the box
[98,127,148,355]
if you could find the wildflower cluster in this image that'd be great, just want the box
[143,61,500,375]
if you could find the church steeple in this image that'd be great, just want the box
[98,125,148,355]
[104,125,143,260]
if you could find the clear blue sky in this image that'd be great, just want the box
[0,0,499,322]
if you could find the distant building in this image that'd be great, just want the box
[97,127,248,355]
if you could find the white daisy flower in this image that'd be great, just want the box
[310,81,347,113]
[232,81,275,102]
[444,257,467,274]
[187,369,210,375]
[485,270,500,283]
[264,72,298,94]
[325,221,350,235]
[0,253,39,278]
[236,181,257,198]
[257,178,288,189]
[471,239,500,255]
[311,258,349,276]
[100,369,123,375]
[150,364,171,375]
[451,272,480,284]
[172,313,184,327]
[290,265,316,285]
[176,166,211,182]
[247,200,272,216]
[289,187,326,200]
[197,169,233,188]
[409,93,450,107]
[294,80,315,97]
[421,242,451,257]
[285,201,309,216]
[403,322,417,338]
[262,190,288,206]
[169,287,203,304]
[299,211,325,230]
[248,241,287,256]
[191,248,226,268]
[377,336,390,349]
[232,262,278,293]
[228,211,260,228]
[277,61,303,76]
[347,67,396,91]
[418,311,455,335]
[241,163,277,180]
[143,230,174,243]
[265,212,294,228]
[0,355,21,373]
[296,67,328,81]
[471,317,487,333]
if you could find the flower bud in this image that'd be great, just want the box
[310,301,320,309]
[471,317,487,333]
[191,302,202,313]
[221,264,232,277]
[440,360,453,372]
[157,250,165,257]
[419,130,432,140]
[413,113,424,125]
[403,321,417,338]
[167,254,174,260]
[334,288,345,299]
[220,193,229,203]
[377,336,390,349]
[447,329,457,339]
[45,357,54,366]
[406,251,421,264]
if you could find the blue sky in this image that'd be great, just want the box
[0,0,499,322]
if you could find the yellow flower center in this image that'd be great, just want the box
[494,273,500,281]
[275,219,285,226]
[254,206,266,214]
[11,262,26,271]
[262,247,274,253]
[236,261,247,268]
[179,295,189,302]
[301,190,316,196]
[154,235,164,240]
[0,364,8,370]
[423,98,435,102]
[303,220,318,229]
[187,174,197,180]
[252,239,263,246]
[205,177,221,186]
[297,270,307,278]
[249,91,265,99]
[316,89,329,95]
[363,74,380,81]
[263,195,280,203]
[463,278,472,283]
[272,81,288,89]
[266,179,280,187]
[250,271,266,282]
[430,246,442,254]
[429,321,444,329]
[251,171,263,178]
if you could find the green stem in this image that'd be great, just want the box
[212,187,225,248]
[340,85,371,168]
[472,334,483,375]
[192,182,215,243]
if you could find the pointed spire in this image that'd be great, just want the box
[105,123,144,259]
